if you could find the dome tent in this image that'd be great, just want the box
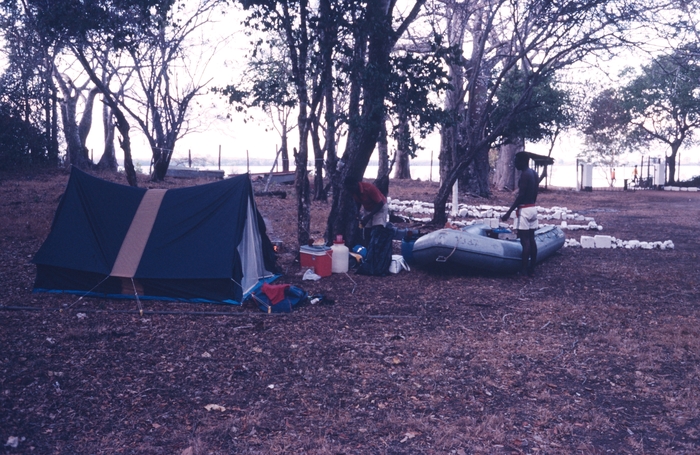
[33,167,278,304]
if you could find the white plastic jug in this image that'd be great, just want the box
[331,235,349,273]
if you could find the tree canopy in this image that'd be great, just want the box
[621,46,700,183]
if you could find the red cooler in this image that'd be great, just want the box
[299,245,333,277]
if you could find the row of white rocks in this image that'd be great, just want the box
[387,198,603,231]
[663,186,699,192]
[565,235,674,250]
[388,198,674,251]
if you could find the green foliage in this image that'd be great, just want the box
[22,0,177,48]
[579,88,635,166]
[622,44,700,146]
[214,36,297,115]
[0,103,47,170]
[491,68,573,145]
[385,42,452,158]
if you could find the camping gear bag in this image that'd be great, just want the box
[357,226,394,276]
[253,285,308,313]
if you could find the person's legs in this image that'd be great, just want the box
[527,229,537,276]
[518,230,531,275]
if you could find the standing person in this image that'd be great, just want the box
[501,152,539,277]
[632,165,638,183]
[611,168,616,186]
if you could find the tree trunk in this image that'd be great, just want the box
[311,119,326,201]
[74,49,137,186]
[294,143,312,246]
[394,115,412,179]
[493,139,522,191]
[432,155,475,226]
[327,1,393,244]
[54,70,91,169]
[667,141,680,184]
[459,147,490,196]
[377,119,390,182]
[78,87,99,147]
[374,121,390,196]
[49,80,60,165]
[281,132,290,172]
[96,103,118,171]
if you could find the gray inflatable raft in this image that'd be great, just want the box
[411,224,565,274]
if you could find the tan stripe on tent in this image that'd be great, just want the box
[110,189,167,278]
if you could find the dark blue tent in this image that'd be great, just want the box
[33,168,278,304]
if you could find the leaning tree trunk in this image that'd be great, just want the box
[493,139,522,191]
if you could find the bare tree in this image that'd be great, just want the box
[53,67,98,169]
[120,0,225,181]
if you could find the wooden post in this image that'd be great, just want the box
[451,180,458,217]
[188,149,192,168]
[218,145,221,170]
[246,150,249,173]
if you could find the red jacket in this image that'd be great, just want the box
[353,182,386,212]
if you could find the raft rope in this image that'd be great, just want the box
[436,244,459,263]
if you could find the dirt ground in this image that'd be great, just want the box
[1,168,699,454]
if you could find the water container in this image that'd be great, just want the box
[331,235,349,273]
[401,238,415,264]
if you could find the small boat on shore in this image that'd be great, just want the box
[250,171,296,185]
[411,224,565,274]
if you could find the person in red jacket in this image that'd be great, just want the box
[347,180,388,229]
[346,179,392,274]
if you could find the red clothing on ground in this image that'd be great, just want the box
[352,182,386,212]
[261,283,290,304]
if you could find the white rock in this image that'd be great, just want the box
[594,235,612,248]
[580,235,595,249]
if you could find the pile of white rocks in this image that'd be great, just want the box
[565,235,674,250]
[387,198,602,231]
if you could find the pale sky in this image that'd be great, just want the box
[3,3,698,173]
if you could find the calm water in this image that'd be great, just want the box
[215,163,700,188]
